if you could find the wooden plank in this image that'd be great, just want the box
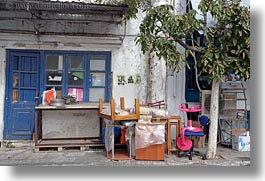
[34,146,87,152]
[232,128,247,136]
[99,98,140,121]
[120,97,125,110]
[110,98,115,121]
[34,138,104,151]
[135,98,140,119]
[106,150,131,160]
[99,98,103,112]
[135,144,165,161]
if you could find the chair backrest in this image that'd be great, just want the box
[199,115,209,127]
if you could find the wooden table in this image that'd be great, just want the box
[98,97,140,160]
[33,103,103,151]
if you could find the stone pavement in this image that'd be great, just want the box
[0,141,250,166]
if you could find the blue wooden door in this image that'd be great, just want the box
[4,51,40,140]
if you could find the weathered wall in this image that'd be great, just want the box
[166,0,187,122]
[0,4,167,140]
[0,10,125,36]
[42,110,99,138]
[0,0,251,142]
[111,11,166,107]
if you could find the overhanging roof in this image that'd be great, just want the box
[0,0,128,37]
[0,0,128,15]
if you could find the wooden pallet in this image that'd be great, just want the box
[34,145,86,152]
[34,139,105,152]
[33,139,128,152]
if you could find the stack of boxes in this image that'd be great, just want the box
[232,131,250,151]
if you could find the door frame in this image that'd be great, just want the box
[3,49,44,140]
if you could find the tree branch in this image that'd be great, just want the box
[203,13,210,46]
[176,39,205,54]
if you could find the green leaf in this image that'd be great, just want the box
[131,0,250,79]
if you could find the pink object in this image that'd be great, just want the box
[176,137,192,151]
[179,104,205,112]
[188,120,192,127]
[68,88,84,102]
[176,103,204,151]
[177,126,203,151]
[186,126,203,132]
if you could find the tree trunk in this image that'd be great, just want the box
[145,51,153,103]
[206,79,220,159]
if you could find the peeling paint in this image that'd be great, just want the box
[0,1,173,140]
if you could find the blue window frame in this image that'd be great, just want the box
[185,57,200,102]
[185,32,210,102]
[43,51,111,102]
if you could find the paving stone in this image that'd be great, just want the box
[0,145,250,166]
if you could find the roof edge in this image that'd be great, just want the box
[0,0,128,14]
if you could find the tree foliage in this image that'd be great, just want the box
[135,0,250,82]
[95,0,250,80]
[197,0,250,81]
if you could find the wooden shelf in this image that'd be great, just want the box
[218,81,248,146]
[222,109,246,112]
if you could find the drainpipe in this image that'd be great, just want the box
[174,0,188,125]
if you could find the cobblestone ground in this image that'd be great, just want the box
[0,146,250,166]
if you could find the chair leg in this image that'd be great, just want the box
[178,137,206,160]
[189,139,194,160]
[191,138,206,160]
[189,150,192,160]
[177,142,193,160]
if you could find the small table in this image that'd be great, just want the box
[98,97,140,160]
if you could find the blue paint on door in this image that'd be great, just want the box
[4,51,40,140]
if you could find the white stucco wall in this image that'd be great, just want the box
[166,0,187,119]
[0,3,167,139]
[111,9,167,108]
[111,11,146,106]
[111,36,147,106]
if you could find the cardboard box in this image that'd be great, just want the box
[193,135,206,148]
[192,120,203,129]
[232,128,247,136]
[232,131,250,151]
[191,121,205,148]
